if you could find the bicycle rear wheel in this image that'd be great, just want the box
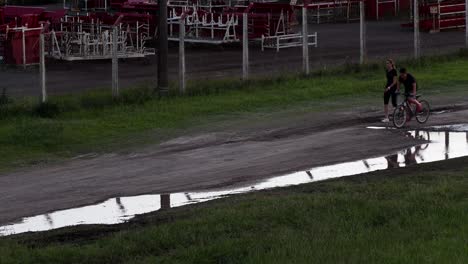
[416,100,430,124]
[393,105,407,128]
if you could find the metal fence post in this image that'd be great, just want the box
[22,27,26,67]
[242,13,249,80]
[40,33,47,103]
[414,0,420,58]
[158,0,169,95]
[179,17,186,94]
[112,27,119,98]
[360,0,367,64]
[465,0,468,48]
[302,6,309,75]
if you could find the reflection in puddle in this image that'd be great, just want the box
[430,124,468,132]
[1,130,468,236]
[366,126,395,130]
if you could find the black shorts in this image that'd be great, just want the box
[384,87,397,107]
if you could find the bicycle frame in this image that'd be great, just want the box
[399,98,418,120]
[393,94,430,128]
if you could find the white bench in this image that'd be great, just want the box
[261,32,318,52]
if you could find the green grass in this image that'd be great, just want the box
[0,156,467,263]
[1,54,468,171]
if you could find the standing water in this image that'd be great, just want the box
[1,128,468,236]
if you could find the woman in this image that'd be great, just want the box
[382,59,398,122]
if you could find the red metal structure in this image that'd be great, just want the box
[164,1,296,43]
[242,2,295,39]
[295,0,361,23]
[401,0,466,32]
[421,0,466,31]
[293,0,411,22]
[0,6,47,65]
[3,0,459,64]
[366,0,396,19]
[3,27,42,65]
[0,9,5,59]
[0,4,155,64]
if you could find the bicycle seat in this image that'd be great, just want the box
[416,94,422,99]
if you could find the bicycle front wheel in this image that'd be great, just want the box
[416,100,430,124]
[393,105,407,128]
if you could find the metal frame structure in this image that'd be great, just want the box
[49,16,155,61]
[247,9,290,38]
[0,27,5,61]
[411,0,466,32]
[376,0,398,20]
[168,6,239,43]
[261,31,317,51]
[3,25,43,66]
[435,0,466,30]
[62,0,109,11]
[299,0,361,24]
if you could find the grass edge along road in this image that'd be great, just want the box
[0,53,468,171]
[0,156,467,263]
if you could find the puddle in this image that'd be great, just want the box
[433,110,450,115]
[366,126,395,130]
[1,129,468,236]
[429,124,468,132]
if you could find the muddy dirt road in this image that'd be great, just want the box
[1,21,465,97]
[0,105,467,225]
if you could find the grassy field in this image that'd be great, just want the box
[0,55,468,171]
[0,156,466,263]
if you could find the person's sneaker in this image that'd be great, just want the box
[381,118,390,123]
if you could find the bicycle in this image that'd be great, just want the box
[392,93,430,128]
